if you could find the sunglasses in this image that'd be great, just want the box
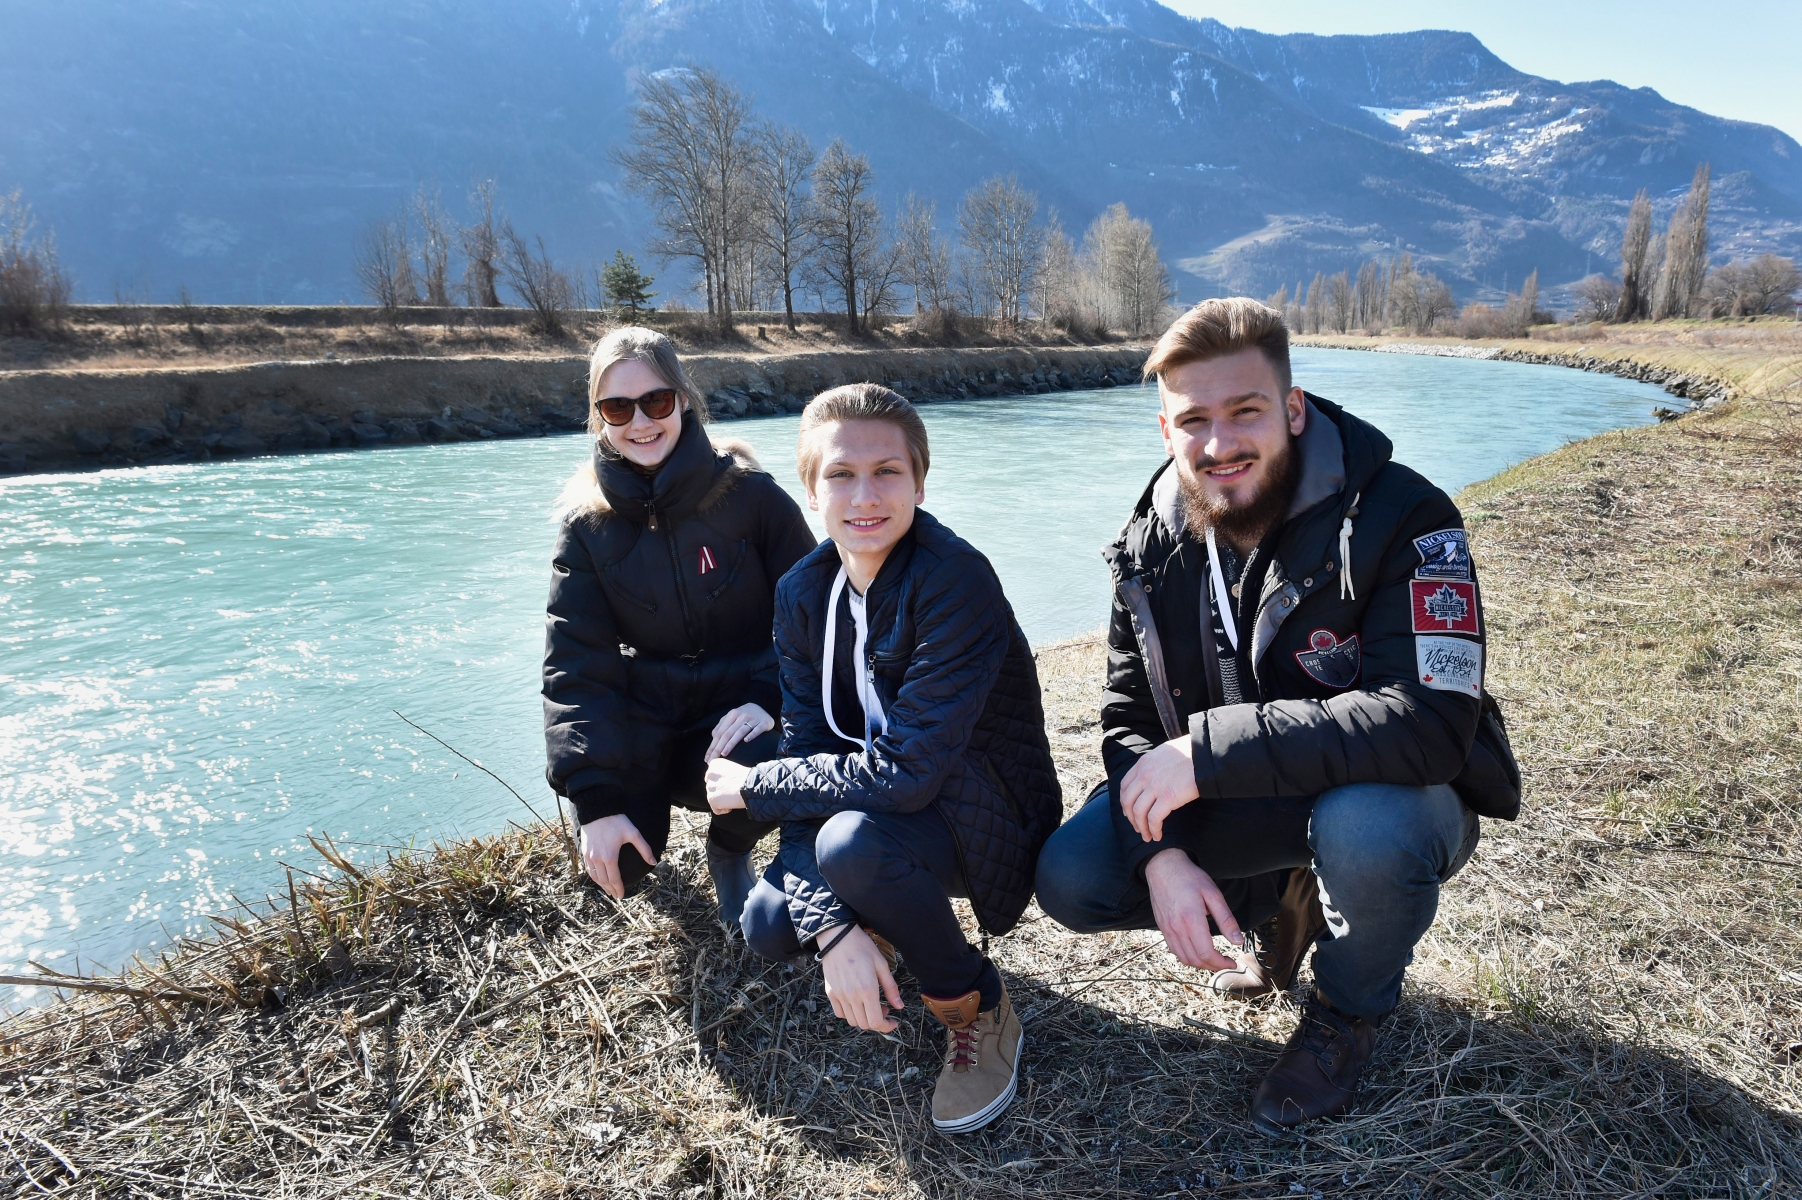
[598,387,680,426]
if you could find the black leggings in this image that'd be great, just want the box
[615,727,781,893]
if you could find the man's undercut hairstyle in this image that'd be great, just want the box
[586,326,708,436]
[1143,297,1293,398]
[797,384,930,487]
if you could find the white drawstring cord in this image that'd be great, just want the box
[1338,492,1361,601]
[821,567,858,747]
[1203,526,1239,652]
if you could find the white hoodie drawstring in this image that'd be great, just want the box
[1338,492,1361,601]
[821,565,886,752]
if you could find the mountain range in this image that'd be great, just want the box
[3,0,1798,307]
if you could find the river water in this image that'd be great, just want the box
[0,349,1668,1000]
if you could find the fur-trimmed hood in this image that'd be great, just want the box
[552,432,764,524]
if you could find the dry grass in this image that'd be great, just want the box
[3,342,1801,1197]
[0,308,1121,374]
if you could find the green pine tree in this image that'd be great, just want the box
[601,250,655,315]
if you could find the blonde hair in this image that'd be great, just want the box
[796,384,930,487]
[1142,297,1292,395]
[586,326,708,437]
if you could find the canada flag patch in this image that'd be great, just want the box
[698,545,717,575]
[1295,628,1362,689]
[1410,580,1479,635]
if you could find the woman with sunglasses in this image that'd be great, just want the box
[543,327,815,928]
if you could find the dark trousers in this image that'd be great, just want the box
[616,728,781,893]
[741,808,1002,1009]
[1034,783,1478,1019]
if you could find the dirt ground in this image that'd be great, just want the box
[1,332,1798,1197]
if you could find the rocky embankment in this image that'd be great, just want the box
[1296,335,1737,411]
[0,344,1149,475]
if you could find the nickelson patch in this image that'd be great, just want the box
[1295,628,1362,689]
[1413,528,1472,580]
[1416,635,1483,696]
[1410,580,1480,635]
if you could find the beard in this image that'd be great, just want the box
[1177,434,1299,550]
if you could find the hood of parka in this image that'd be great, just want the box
[593,409,720,525]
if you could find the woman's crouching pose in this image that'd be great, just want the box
[703,385,1061,1133]
[543,328,814,927]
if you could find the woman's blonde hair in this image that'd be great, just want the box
[796,384,930,488]
[586,326,708,438]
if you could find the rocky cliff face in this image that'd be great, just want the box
[3,0,1796,305]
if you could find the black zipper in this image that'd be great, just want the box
[653,503,700,647]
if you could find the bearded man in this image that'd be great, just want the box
[1035,297,1519,1135]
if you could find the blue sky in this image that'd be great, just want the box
[1167,1,1802,141]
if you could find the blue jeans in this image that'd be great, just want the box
[741,808,1002,1008]
[1034,783,1479,1019]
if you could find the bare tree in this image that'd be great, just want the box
[748,121,816,330]
[1033,212,1082,328]
[0,189,72,331]
[1614,189,1652,322]
[1079,203,1175,335]
[412,186,454,308]
[1703,253,1801,316]
[1327,271,1354,333]
[1653,163,1711,320]
[897,193,955,315]
[1573,273,1623,322]
[354,213,417,313]
[612,67,755,328]
[859,239,905,324]
[1418,271,1457,332]
[810,139,882,335]
[460,179,503,307]
[1355,261,1383,331]
[957,176,1044,326]
[499,223,573,335]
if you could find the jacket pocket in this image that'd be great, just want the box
[703,539,750,602]
[601,564,660,613]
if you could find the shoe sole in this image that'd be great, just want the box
[931,1027,1022,1134]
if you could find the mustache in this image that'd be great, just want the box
[1192,450,1261,471]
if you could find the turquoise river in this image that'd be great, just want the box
[0,348,1671,1002]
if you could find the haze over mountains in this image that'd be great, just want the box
[4,0,1799,306]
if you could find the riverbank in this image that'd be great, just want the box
[1296,319,1802,413]
[2,334,1798,1196]
[0,343,1149,476]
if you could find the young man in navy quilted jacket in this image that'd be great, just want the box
[704,384,1062,1134]
[1035,298,1517,1135]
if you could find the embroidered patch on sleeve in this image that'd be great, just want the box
[1413,528,1472,580]
[1410,580,1480,635]
[1416,635,1483,696]
[1295,629,1362,688]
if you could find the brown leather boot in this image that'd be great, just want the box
[1250,994,1377,1136]
[866,929,899,975]
[1210,867,1326,1000]
[921,982,1022,1133]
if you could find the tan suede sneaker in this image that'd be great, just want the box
[921,982,1022,1133]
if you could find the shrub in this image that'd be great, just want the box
[0,189,72,332]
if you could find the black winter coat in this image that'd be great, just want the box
[543,411,816,824]
[741,510,1062,938]
[1103,395,1519,877]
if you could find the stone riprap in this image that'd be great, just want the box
[0,344,1149,475]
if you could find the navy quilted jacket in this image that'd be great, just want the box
[741,509,1062,938]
